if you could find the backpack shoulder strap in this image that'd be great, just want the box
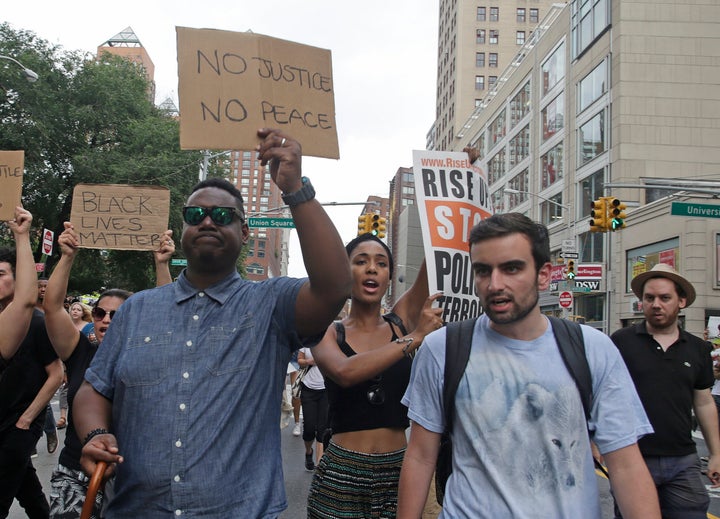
[443,318,478,432]
[548,316,592,422]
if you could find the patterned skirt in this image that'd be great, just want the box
[307,441,405,518]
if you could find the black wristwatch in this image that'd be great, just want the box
[282,177,315,207]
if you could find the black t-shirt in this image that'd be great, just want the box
[59,333,98,471]
[0,309,58,432]
[611,322,714,456]
[325,322,412,434]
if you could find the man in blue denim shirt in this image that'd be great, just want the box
[73,128,352,518]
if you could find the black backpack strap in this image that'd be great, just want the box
[548,316,592,423]
[443,318,477,432]
[382,312,408,337]
[333,321,345,346]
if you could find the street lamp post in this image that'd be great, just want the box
[503,187,570,210]
[0,55,39,82]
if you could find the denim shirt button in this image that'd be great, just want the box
[193,315,199,321]
[175,509,182,516]
[183,372,189,379]
[186,340,192,347]
[144,337,151,343]
[174,475,181,482]
[175,440,182,447]
[198,292,205,297]
[179,403,186,411]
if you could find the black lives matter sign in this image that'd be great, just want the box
[70,184,170,251]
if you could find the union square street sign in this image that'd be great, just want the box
[247,217,296,228]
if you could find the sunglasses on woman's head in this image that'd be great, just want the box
[182,206,244,226]
[91,307,116,320]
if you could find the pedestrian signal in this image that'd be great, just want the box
[589,198,607,232]
[608,198,627,231]
[567,260,576,280]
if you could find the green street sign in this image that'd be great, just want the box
[171,258,188,266]
[247,217,295,228]
[671,202,720,219]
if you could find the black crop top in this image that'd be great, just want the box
[325,317,412,434]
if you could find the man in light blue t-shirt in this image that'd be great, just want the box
[398,213,660,519]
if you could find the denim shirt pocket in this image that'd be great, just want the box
[206,313,256,376]
[120,332,174,387]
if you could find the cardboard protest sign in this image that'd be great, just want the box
[0,151,24,221]
[412,150,493,322]
[177,27,339,159]
[70,184,170,251]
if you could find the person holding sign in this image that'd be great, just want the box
[0,206,38,360]
[307,233,443,518]
[73,128,351,518]
[43,223,174,519]
[398,213,659,519]
[0,206,63,518]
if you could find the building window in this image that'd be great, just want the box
[491,189,505,214]
[507,169,529,210]
[517,8,526,22]
[488,76,498,89]
[476,29,486,44]
[541,194,564,226]
[490,7,499,21]
[475,98,483,107]
[578,59,608,113]
[626,238,680,293]
[488,53,498,68]
[487,148,506,186]
[475,75,485,90]
[530,8,539,23]
[516,31,526,45]
[257,250,265,258]
[476,52,485,67]
[542,42,566,96]
[571,0,610,58]
[578,110,606,166]
[509,125,530,167]
[510,81,531,128]
[489,30,499,44]
[541,92,564,142]
[477,7,486,21]
[580,169,605,221]
[489,108,506,145]
[541,143,563,189]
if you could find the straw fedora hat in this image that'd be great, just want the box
[631,263,696,307]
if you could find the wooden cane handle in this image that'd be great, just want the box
[80,461,107,519]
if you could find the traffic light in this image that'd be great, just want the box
[376,217,387,239]
[608,197,627,231]
[589,198,607,232]
[369,214,381,236]
[357,214,371,236]
[566,260,576,279]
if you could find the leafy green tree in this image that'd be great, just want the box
[0,23,253,292]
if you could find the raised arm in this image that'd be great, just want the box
[694,388,720,486]
[391,260,432,332]
[312,293,445,387]
[44,222,82,361]
[153,230,175,287]
[256,128,351,338]
[0,206,37,360]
